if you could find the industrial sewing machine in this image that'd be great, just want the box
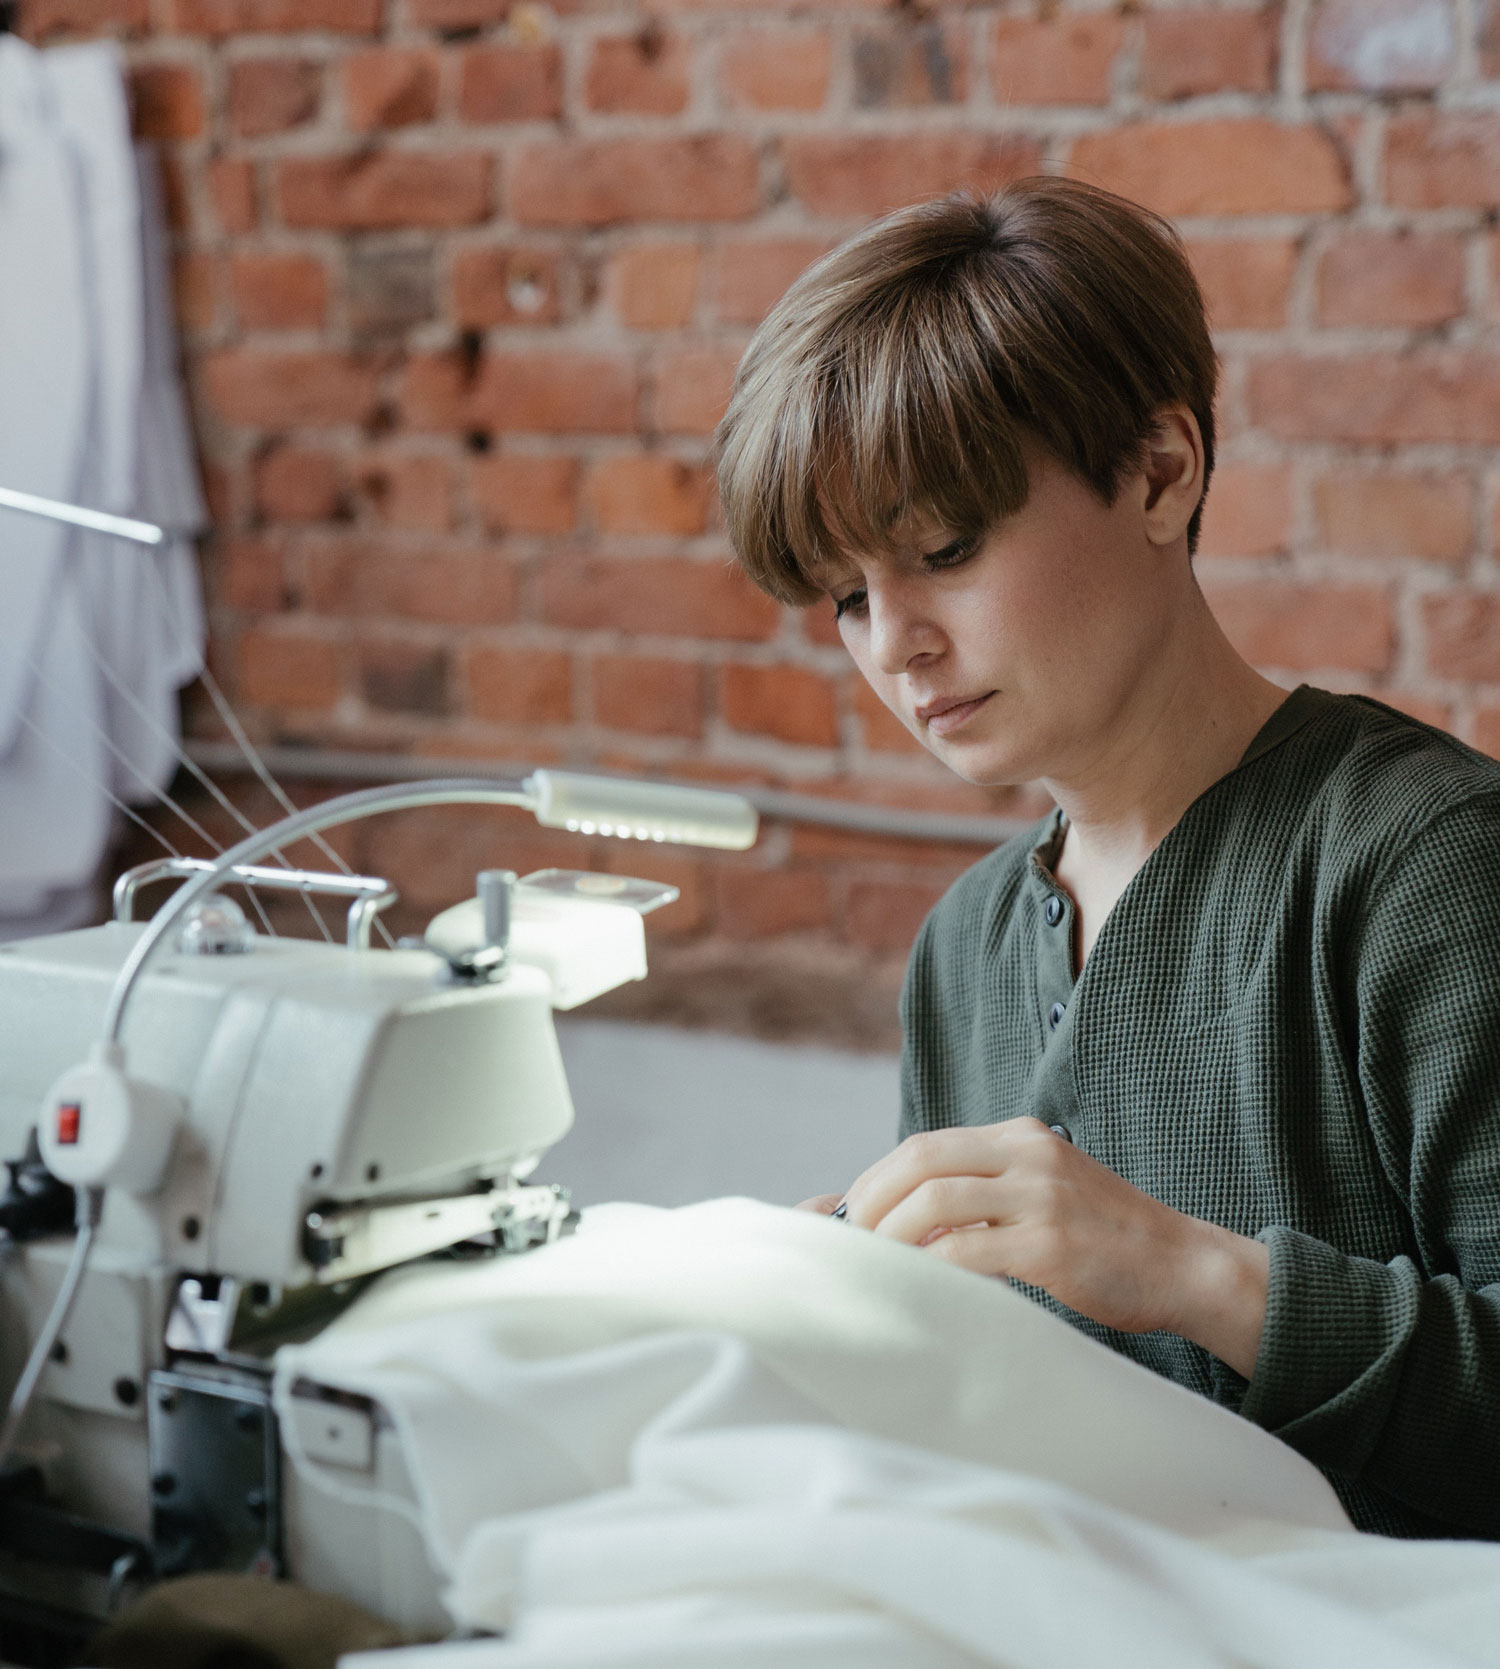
[0,766,758,1660]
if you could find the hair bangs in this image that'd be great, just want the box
[718,262,1033,607]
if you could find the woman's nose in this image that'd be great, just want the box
[867,581,942,677]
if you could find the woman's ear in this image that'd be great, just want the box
[1140,406,1205,549]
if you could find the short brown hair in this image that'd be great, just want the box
[715,177,1218,606]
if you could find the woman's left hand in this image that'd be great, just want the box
[838,1119,1269,1375]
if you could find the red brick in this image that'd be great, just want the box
[715,868,832,938]
[1204,580,1392,673]
[1423,593,1500,681]
[1307,0,1455,92]
[1314,472,1472,562]
[1196,463,1292,560]
[845,879,943,954]
[720,28,831,111]
[1386,113,1500,208]
[399,353,470,431]
[302,542,517,626]
[715,237,831,326]
[540,557,780,642]
[1072,122,1351,218]
[1186,238,1297,330]
[405,0,504,29]
[472,455,578,534]
[458,44,563,122]
[608,243,700,330]
[209,159,257,235]
[1483,0,1500,78]
[253,447,344,521]
[469,353,638,435]
[278,154,490,230]
[852,21,966,107]
[217,536,288,611]
[511,136,760,226]
[1249,354,1500,445]
[359,642,451,716]
[129,65,205,139]
[156,154,192,235]
[171,0,377,33]
[173,252,218,335]
[722,663,839,747]
[228,57,321,136]
[991,13,1121,105]
[203,351,380,428]
[854,677,921,753]
[452,248,561,329]
[586,30,691,115]
[1140,8,1278,99]
[236,626,341,709]
[1317,231,1465,328]
[650,346,740,436]
[592,655,704,737]
[345,48,440,131]
[586,455,711,535]
[466,646,573,724]
[782,133,1042,217]
[230,254,327,331]
[24,0,148,35]
[359,456,452,530]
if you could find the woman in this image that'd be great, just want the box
[714,177,1500,1541]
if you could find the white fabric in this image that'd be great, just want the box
[269,1200,1500,1667]
[0,38,205,928]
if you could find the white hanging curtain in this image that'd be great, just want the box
[0,36,205,937]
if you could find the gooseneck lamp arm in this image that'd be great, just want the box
[101,770,758,1046]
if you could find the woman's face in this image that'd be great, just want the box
[827,445,1186,790]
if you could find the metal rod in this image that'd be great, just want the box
[0,486,165,547]
[111,857,398,949]
[185,742,1028,849]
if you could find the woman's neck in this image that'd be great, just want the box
[1042,612,1287,961]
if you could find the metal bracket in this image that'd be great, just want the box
[303,1182,577,1283]
[114,858,398,950]
[147,1367,281,1579]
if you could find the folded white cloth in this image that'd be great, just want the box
[270,1201,1500,1668]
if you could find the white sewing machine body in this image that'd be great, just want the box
[0,829,714,1646]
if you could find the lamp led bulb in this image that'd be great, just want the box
[527,771,758,853]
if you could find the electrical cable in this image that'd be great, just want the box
[0,1186,104,1476]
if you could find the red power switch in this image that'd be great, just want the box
[56,1103,81,1146]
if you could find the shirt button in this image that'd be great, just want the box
[1048,1124,1073,1143]
[1044,895,1064,927]
[1047,1001,1066,1030]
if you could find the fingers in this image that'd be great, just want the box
[842,1121,1053,1230]
[873,1174,1005,1247]
[795,1193,845,1215]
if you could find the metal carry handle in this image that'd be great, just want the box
[112,858,398,951]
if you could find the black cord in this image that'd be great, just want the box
[0,1,16,33]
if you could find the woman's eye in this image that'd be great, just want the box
[921,535,979,572]
[832,588,867,622]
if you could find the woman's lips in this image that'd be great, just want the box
[917,691,995,737]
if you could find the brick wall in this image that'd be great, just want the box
[22,0,1500,1043]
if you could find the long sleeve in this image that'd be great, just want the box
[1240,790,1500,1537]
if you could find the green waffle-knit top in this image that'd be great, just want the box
[899,685,1500,1539]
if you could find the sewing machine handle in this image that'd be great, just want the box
[112,859,398,950]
